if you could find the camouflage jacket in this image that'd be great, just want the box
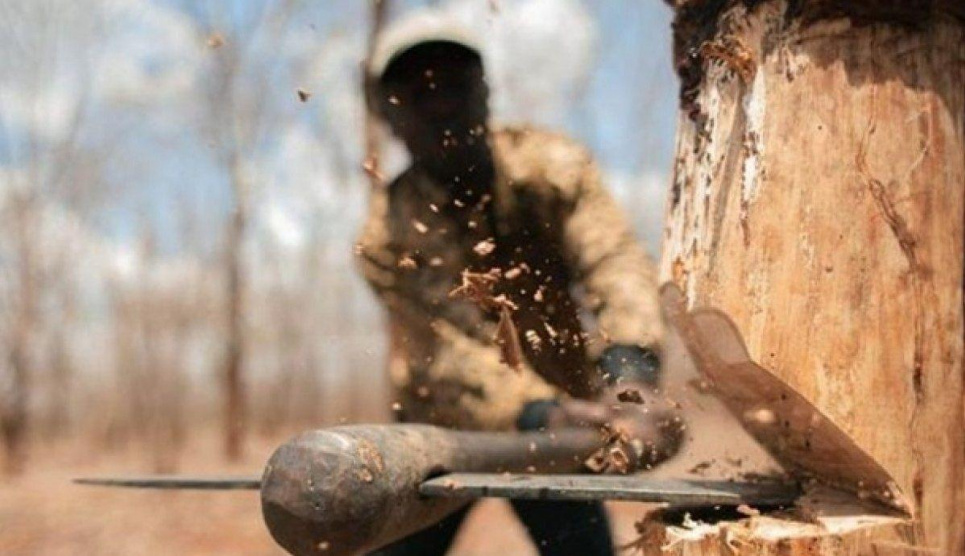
[356,126,663,430]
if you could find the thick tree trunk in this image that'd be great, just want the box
[658,1,964,554]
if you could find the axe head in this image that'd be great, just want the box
[660,283,909,514]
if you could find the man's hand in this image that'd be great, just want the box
[515,383,685,473]
[590,380,685,473]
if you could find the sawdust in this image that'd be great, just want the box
[362,155,384,185]
[698,36,756,83]
[206,33,225,49]
[411,219,429,234]
[584,424,633,474]
[617,388,645,404]
[473,238,496,257]
[397,255,417,269]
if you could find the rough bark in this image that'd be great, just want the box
[658,1,964,554]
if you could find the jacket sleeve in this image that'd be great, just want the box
[559,151,665,354]
[355,186,400,300]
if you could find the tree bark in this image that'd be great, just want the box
[658,1,964,554]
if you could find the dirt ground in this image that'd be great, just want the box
[0,430,654,556]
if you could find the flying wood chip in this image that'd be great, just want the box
[494,305,524,372]
[450,269,524,372]
[449,269,511,311]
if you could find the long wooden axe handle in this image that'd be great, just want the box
[259,424,604,556]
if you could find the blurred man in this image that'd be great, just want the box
[356,13,678,556]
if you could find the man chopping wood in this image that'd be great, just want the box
[356,12,681,556]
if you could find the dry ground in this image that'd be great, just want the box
[0,429,653,556]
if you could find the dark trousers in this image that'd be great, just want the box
[368,500,614,556]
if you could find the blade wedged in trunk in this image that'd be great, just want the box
[660,283,910,514]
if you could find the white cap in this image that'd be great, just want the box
[368,10,483,79]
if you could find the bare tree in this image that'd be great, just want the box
[187,0,299,460]
[0,0,105,474]
[362,0,390,191]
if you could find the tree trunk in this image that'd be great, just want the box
[2,194,37,476]
[223,158,248,461]
[362,0,389,191]
[658,1,964,554]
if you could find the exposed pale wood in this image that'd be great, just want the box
[657,0,964,553]
[631,489,913,555]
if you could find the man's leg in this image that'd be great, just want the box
[367,504,472,556]
[510,499,614,556]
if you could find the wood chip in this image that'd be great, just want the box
[525,330,542,352]
[617,389,645,404]
[206,33,225,49]
[495,305,524,372]
[362,155,384,184]
[473,238,496,256]
[449,269,514,311]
